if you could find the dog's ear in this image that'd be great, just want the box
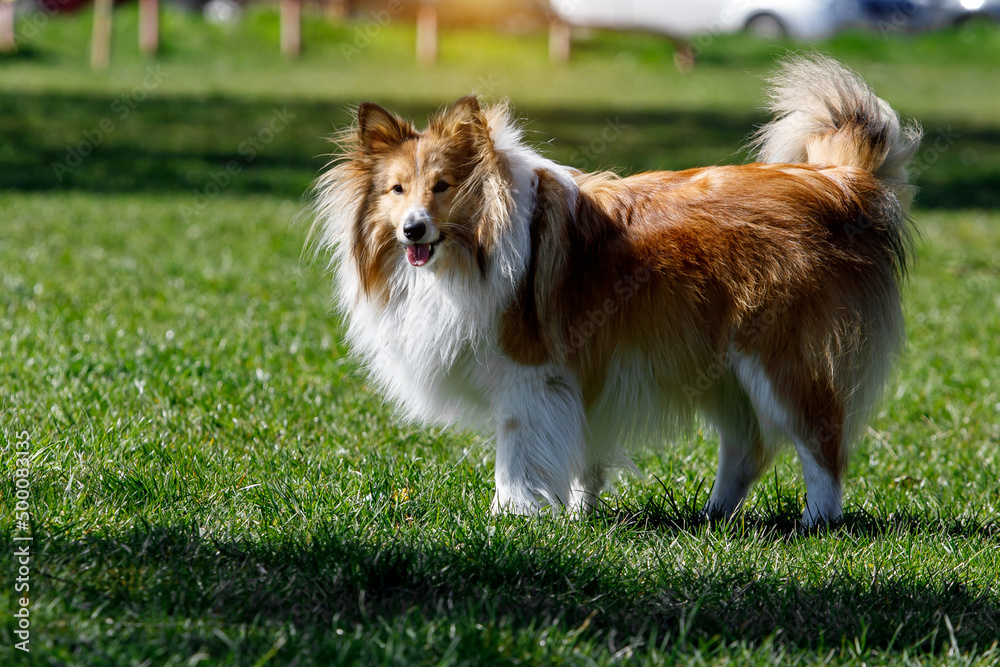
[441,95,481,121]
[432,95,489,143]
[356,102,415,154]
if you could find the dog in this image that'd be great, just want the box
[310,56,921,526]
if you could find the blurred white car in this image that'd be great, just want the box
[549,0,862,39]
[964,0,1000,22]
[857,0,970,32]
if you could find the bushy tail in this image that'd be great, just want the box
[752,56,922,452]
[750,55,923,211]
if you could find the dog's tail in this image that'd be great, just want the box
[750,55,923,212]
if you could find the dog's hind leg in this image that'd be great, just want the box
[792,434,844,527]
[702,373,773,519]
[730,349,847,527]
[789,393,846,527]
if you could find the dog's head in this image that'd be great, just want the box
[340,96,512,300]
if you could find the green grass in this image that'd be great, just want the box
[2,5,1000,665]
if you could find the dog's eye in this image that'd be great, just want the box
[391,184,404,194]
[432,180,451,194]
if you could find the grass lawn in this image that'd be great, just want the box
[2,6,1000,665]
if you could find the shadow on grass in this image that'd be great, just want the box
[2,91,998,210]
[0,46,47,62]
[27,506,1000,660]
[600,478,1000,544]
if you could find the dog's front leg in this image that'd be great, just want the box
[489,363,585,515]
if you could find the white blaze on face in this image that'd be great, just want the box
[400,205,438,267]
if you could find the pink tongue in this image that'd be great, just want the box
[406,244,430,267]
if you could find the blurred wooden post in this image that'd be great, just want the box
[326,0,346,20]
[91,0,113,69]
[0,0,15,54]
[281,0,301,57]
[416,4,436,66]
[671,38,695,71]
[549,19,570,63]
[139,0,159,55]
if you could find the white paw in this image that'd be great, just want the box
[799,503,843,529]
[491,492,547,516]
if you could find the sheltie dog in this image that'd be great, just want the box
[310,56,922,526]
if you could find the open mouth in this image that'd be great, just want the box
[405,239,441,267]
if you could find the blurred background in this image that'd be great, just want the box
[3,5,1000,662]
[1,0,998,207]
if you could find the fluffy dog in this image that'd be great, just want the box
[310,56,921,526]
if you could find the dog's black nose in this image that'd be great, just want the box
[403,221,426,241]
